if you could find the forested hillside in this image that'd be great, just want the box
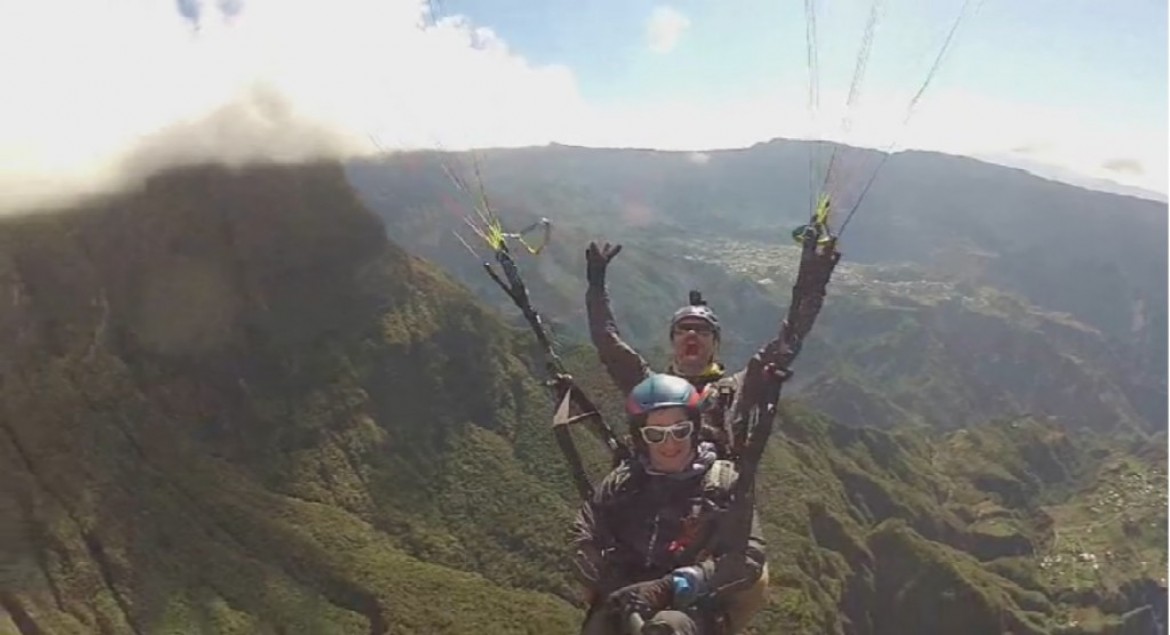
[0,160,1162,635]
[347,142,1167,432]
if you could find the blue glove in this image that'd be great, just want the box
[669,566,708,608]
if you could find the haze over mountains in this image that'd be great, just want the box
[0,0,1165,631]
[347,138,1168,433]
[973,152,1168,204]
[0,133,1163,634]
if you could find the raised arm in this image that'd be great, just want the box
[585,242,651,395]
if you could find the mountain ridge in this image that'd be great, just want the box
[347,138,1166,434]
[0,158,1163,635]
[456,138,1170,204]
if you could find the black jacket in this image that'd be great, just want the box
[570,454,767,605]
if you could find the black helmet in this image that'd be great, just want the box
[669,290,720,338]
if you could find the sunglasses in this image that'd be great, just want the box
[640,420,694,444]
[672,323,715,337]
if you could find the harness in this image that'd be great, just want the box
[699,375,744,459]
[602,460,739,583]
[462,195,841,594]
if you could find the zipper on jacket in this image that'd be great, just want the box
[645,511,662,569]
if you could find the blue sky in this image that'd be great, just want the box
[432,0,1168,192]
[433,0,1165,121]
[1,0,1164,213]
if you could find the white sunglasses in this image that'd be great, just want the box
[640,420,694,444]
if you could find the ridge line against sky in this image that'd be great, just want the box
[0,0,1165,213]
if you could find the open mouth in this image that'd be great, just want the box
[684,340,699,357]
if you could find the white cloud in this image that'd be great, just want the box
[884,89,1168,195]
[559,86,1168,197]
[0,0,588,214]
[0,0,1162,215]
[645,6,691,54]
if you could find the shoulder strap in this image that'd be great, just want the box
[699,374,744,459]
[702,459,738,500]
[717,377,737,410]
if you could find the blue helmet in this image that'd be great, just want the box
[625,373,703,417]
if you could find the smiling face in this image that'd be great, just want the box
[641,406,695,473]
[670,318,718,375]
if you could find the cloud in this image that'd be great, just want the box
[557,86,1168,196]
[0,0,587,214]
[645,6,691,54]
[117,83,359,176]
[1102,158,1144,175]
[899,91,1168,195]
[0,0,1163,215]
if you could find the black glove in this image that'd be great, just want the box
[586,241,622,288]
[605,576,673,621]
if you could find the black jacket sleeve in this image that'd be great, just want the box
[585,282,651,396]
[570,467,629,597]
[697,468,768,602]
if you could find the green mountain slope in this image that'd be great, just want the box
[0,162,583,634]
[346,141,1166,363]
[0,160,1161,635]
[347,148,1164,433]
[555,340,1164,634]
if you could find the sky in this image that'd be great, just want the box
[0,0,1165,213]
